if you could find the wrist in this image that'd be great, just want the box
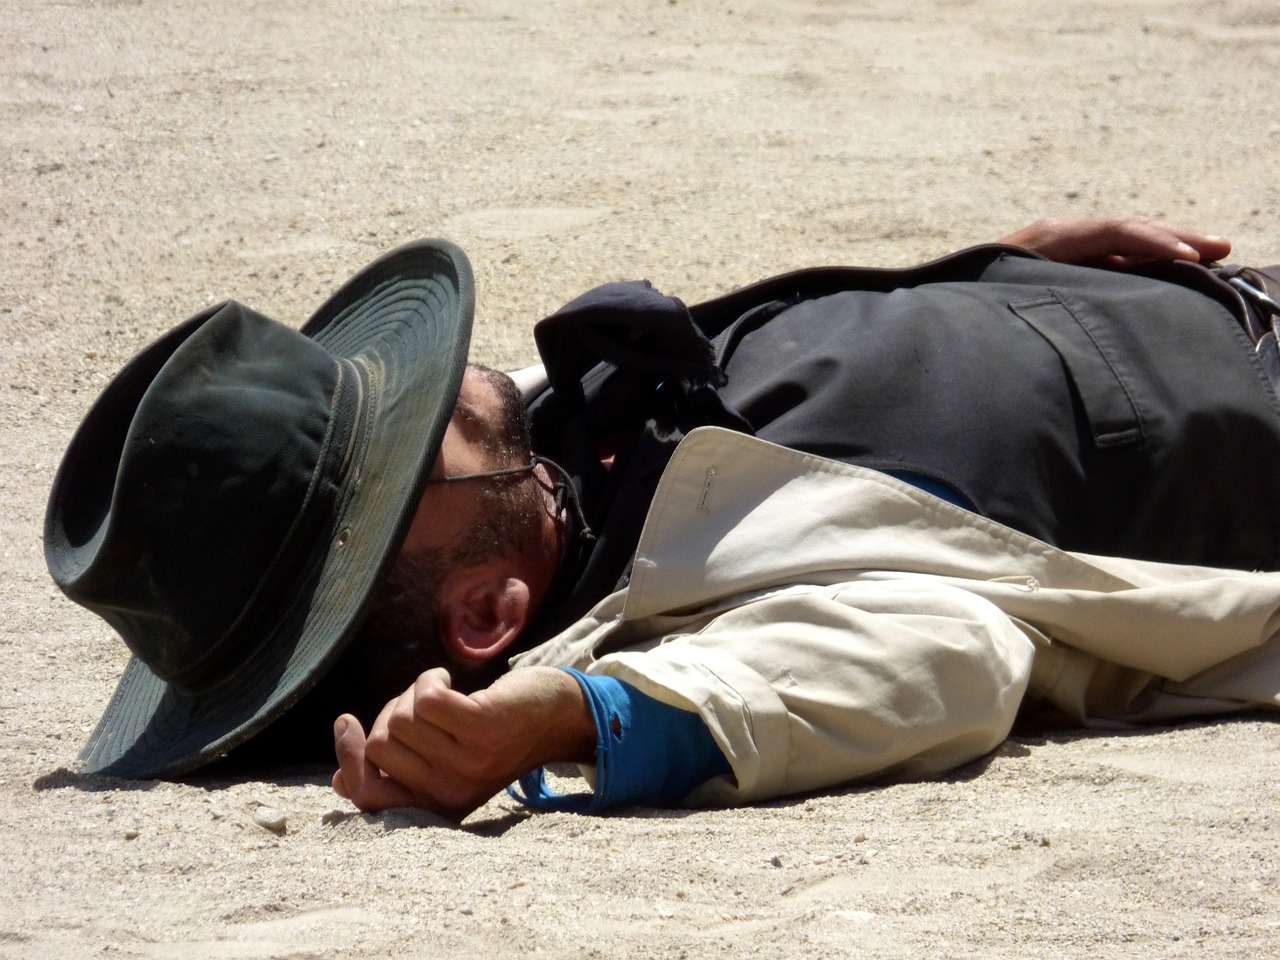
[510,666,596,767]
[549,667,598,764]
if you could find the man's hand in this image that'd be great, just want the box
[331,666,597,822]
[998,216,1232,268]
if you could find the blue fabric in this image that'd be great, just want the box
[509,669,732,813]
[884,470,973,510]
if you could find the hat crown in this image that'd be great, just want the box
[50,302,352,691]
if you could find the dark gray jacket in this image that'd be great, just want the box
[525,247,1280,644]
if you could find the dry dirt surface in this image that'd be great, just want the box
[3,1,1279,958]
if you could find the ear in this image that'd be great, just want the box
[438,569,533,665]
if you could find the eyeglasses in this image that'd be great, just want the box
[423,454,597,542]
[423,461,538,485]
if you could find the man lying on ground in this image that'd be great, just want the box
[46,216,1280,820]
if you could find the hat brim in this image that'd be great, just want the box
[70,239,474,779]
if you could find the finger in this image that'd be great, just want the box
[333,714,417,811]
[333,713,369,798]
[365,691,459,783]
[1106,218,1230,264]
[407,669,489,740]
[999,216,1232,268]
[367,688,498,822]
[422,665,454,689]
[367,683,475,774]
[343,702,480,819]
[1163,225,1231,262]
[366,717,443,785]
[332,714,372,803]
[1098,218,1192,262]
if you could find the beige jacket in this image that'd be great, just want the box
[515,427,1280,805]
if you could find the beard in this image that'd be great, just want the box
[243,365,547,759]
[346,364,545,698]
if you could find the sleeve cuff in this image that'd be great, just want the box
[508,668,731,813]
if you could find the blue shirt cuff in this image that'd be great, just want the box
[508,668,731,813]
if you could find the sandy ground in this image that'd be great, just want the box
[3,1,1279,957]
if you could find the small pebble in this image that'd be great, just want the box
[253,807,287,835]
[123,830,139,841]
[769,854,783,868]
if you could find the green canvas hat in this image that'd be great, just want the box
[44,239,474,779]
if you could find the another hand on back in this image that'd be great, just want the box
[999,216,1231,268]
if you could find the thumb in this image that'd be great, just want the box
[332,714,416,811]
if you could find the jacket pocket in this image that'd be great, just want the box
[1009,292,1144,449]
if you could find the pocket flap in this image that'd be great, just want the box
[1010,293,1144,449]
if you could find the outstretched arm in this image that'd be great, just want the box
[998,216,1231,268]
[331,586,1036,818]
[332,666,596,821]
[332,664,733,819]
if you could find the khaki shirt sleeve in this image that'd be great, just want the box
[580,578,1037,806]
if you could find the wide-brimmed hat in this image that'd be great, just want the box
[44,239,473,779]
